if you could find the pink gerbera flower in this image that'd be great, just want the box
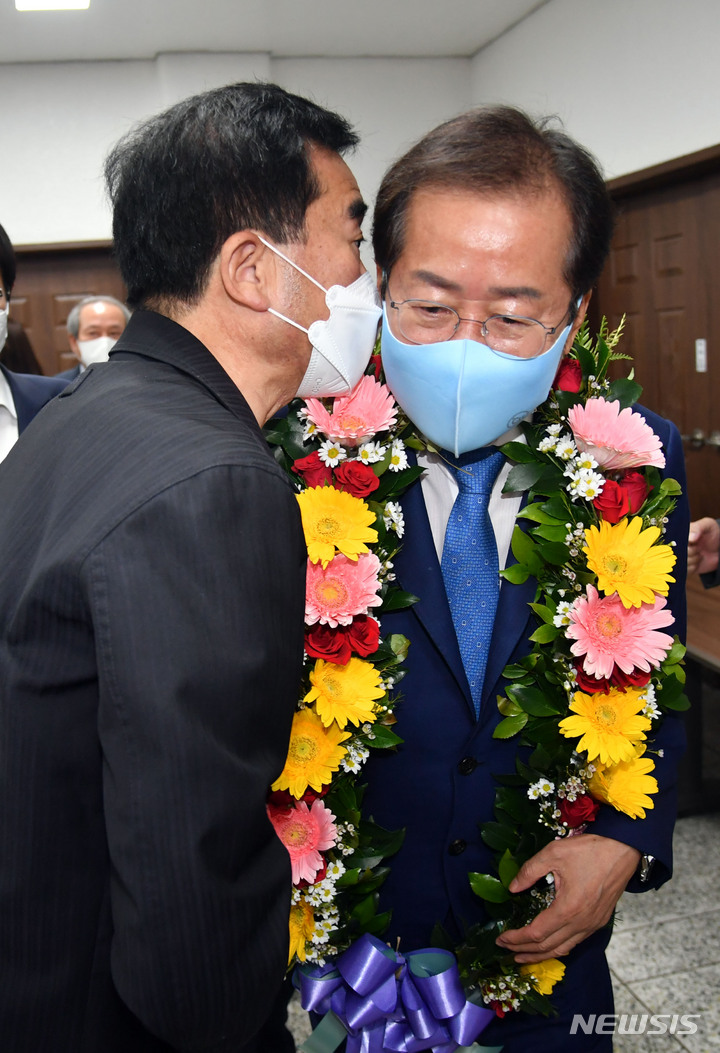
[305,551,382,627]
[305,375,397,446]
[267,798,338,885]
[567,585,674,679]
[568,397,665,470]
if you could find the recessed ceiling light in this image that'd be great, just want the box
[15,1,90,9]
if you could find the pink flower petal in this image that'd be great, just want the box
[305,552,382,627]
[305,375,397,445]
[566,585,674,679]
[568,397,665,471]
[267,799,338,886]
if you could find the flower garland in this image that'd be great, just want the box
[264,319,688,1044]
[265,362,420,968]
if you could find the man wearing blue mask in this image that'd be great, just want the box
[363,107,688,1051]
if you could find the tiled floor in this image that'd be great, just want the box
[290,681,720,1052]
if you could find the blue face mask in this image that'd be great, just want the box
[380,306,572,456]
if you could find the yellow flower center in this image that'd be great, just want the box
[316,579,349,607]
[321,674,340,698]
[602,552,627,577]
[596,705,617,726]
[595,612,623,638]
[285,820,311,848]
[289,735,318,764]
[316,515,340,539]
[338,413,365,432]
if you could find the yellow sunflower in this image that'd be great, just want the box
[558,688,651,765]
[583,516,676,608]
[304,657,384,729]
[271,708,351,797]
[297,486,378,568]
[288,898,316,963]
[589,750,658,819]
[519,958,566,996]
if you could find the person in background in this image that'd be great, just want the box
[0,82,378,1052]
[58,294,131,379]
[364,105,688,1053]
[1,318,43,374]
[687,516,720,586]
[0,221,67,462]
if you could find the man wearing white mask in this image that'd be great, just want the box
[0,221,67,462]
[60,294,131,378]
[0,82,378,1053]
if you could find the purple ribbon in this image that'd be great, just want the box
[296,933,495,1052]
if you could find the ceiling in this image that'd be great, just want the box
[0,0,549,64]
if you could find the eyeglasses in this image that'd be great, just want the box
[387,295,570,359]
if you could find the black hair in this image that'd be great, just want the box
[0,222,16,297]
[105,81,358,311]
[372,105,614,308]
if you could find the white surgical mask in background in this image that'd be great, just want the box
[76,336,117,368]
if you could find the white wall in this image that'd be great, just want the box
[0,53,470,247]
[3,0,719,248]
[471,0,720,180]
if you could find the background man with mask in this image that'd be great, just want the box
[59,293,131,379]
[0,221,67,461]
[363,106,688,1052]
[0,82,379,1052]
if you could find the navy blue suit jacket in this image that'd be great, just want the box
[2,365,68,434]
[362,407,688,1051]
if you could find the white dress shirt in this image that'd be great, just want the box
[0,369,19,463]
[417,426,525,571]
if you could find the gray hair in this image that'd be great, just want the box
[66,295,131,338]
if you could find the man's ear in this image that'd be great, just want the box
[562,290,592,356]
[218,232,274,312]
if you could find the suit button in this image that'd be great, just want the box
[448,839,466,856]
[457,757,477,775]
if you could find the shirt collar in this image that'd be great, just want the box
[0,368,17,420]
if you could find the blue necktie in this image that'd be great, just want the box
[441,448,505,716]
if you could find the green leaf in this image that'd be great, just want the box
[497,695,524,717]
[575,341,597,380]
[388,633,411,661]
[493,713,529,738]
[501,563,531,585]
[481,822,519,853]
[658,477,683,497]
[516,502,558,526]
[529,623,560,645]
[498,849,520,889]
[608,377,643,408]
[499,440,541,464]
[468,873,510,903]
[511,527,544,576]
[529,602,555,625]
[508,683,563,716]
[381,588,420,613]
[368,724,403,748]
[373,464,424,501]
[504,462,546,493]
[532,524,568,544]
[537,541,572,565]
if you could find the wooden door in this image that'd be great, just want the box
[9,242,126,377]
[590,148,720,520]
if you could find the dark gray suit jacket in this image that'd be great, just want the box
[0,311,306,1051]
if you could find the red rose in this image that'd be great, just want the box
[621,469,650,514]
[610,666,652,690]
[369,352,383,382]
[347,615,380,657]
[558,794,600,828]
[573,662,611,694]
[554,358,583,392]
[268,785,328,807]
[292,451,332,489]
[305,623,353,665]
[593,478,630,524]
[334,460,380,498]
